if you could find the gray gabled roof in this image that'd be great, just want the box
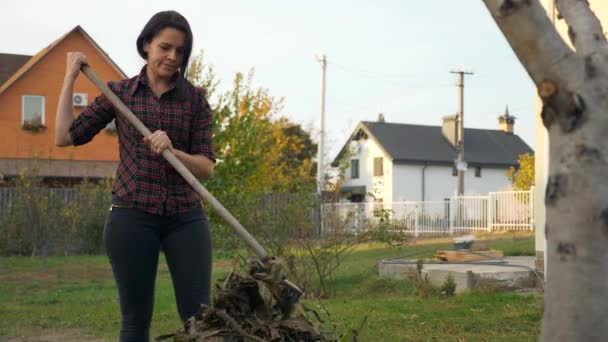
[0,53,31,86]
[332,121,533,167]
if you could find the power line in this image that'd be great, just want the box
[328,61,447,81]
[327,61,461,91]
[325,83,454,118]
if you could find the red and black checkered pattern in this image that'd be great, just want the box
[69,66,215,215]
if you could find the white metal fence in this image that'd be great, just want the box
[489,189,534,231]
[1,187,535,238]
[321,187,534,237]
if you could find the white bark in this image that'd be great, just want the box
[557,0,606,55]
[483,0,608,341]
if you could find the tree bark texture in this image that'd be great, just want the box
[483,0,608,341]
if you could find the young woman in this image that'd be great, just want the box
[55,11,214,341]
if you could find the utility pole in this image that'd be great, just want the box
[450,70,473,196]
[316,54,327,196]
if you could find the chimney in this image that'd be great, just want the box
[442,115,457,147]
[377,113,385,122]
[498,106,516,134]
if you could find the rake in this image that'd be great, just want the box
[80,65,303,299]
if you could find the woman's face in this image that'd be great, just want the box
[143,27,186,80]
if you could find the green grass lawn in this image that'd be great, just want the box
[0,234,541,341]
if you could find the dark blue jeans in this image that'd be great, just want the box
[103,205,212,342]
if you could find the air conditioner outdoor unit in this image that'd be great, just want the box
[72,93,88,107]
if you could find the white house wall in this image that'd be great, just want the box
[383,158,394,203]
[392,164,422,201]
[341,137,393,202]
[341,135,515,203]
[393,164,513,201]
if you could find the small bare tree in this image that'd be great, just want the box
[4,167,66,269]
[483,1,608,340]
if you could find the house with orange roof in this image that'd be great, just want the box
[0,26,126,185]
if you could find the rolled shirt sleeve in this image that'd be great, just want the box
[69,82,116,146]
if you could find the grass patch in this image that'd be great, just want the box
[485,235,535,256]
[0,236,540,341]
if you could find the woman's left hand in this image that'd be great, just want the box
[143,130,174,155]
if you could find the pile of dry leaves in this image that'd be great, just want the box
[156,257,336,341]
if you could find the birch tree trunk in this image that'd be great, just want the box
[482,0,608,341]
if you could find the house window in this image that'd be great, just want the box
[374,157,383,177]
[350,159,359,179]
[22,95,45,129]
[475,166,482,178]
[452,165,458,176]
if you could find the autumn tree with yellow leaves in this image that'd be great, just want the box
[506,153,534,190]
[186,51,317,196]
[185,52,318,250]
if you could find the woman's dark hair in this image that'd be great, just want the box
[136,10,193,77]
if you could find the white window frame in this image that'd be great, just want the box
[350,159,359,179]
[475,166,482,178]
[22,95,45,127]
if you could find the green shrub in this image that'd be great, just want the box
[0,169,112,259]
[441,273,457,298]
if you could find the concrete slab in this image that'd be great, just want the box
[378,256,539,294]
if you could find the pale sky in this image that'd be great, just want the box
[2,0,536,167]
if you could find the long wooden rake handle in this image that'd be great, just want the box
[81,65,269,259]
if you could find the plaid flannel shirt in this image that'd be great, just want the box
[69,66,215,215]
